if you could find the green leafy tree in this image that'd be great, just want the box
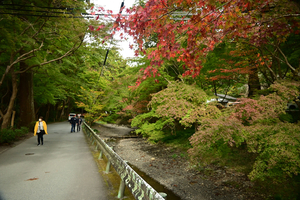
[76,86,104,125]
[132,81,221,141]
[0,0,87,129]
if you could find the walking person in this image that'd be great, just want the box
[34,116,48,146]
[77,114,82,132]
[69,115,77,133]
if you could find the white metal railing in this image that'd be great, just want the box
[83,122,166,200]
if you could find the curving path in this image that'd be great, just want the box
[0,122,108,200]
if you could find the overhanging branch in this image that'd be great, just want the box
[0,42,44,87]
[16,38,84,74]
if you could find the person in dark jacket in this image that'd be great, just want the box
[69,115,77,133]
[76,114,83,132]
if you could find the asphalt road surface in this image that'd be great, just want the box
[0,122,108,200]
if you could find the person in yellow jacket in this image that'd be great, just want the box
[34,116,48,146]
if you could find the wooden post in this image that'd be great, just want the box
[11,111,16,127]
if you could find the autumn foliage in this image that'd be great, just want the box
[117,0,300,80]
[189,80,300,181]
[93,0,300,186]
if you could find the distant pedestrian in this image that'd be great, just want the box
[69,115,77,133]
[77,115,82,132]
[34,116,48,146]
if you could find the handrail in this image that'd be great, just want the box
[83,122,166,200]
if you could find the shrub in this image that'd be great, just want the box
[188,115,245,163]
[17,127,29,137]
[13,127,29,138]
[102,113,120,124]
[82,113,104,126]
[13,127,28,138]
[14,129,23,138]
[131,81,221,141]
[0,128,16,144]
[245,123,300,181]
[20,127,29,135]
[188,80,300,182]
[132,111,174,142]
[150,81,221,128]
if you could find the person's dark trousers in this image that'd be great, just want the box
[37,133,44,145]
[71,124,76,132]
[77,124,81,132]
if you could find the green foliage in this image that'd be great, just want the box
[14,129,23,138]
[20,127,29,135]
[135,120,166,142]
[160,128,194,149]
[149,81,221,127]
[131,81,221,142]
[102,113,120,124]
[0,127,28,144]
[76,86,105,125]
[131,110,173,142]
[246,123,300,181]
[188,115,245,160]
[100,56,169,124]
[0,0,126,126]
[14,127,29,138]
[0,129,15,144]
[279,113,294,123]
[102,72,137,115]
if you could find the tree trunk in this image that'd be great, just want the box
[248,67,261,97]
[46,103,50,122]
[19,62,35,127]
[59,100,66,121]
[54,103,60,122]
[1,70,18,129]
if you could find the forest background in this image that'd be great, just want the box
[1,0,300,199]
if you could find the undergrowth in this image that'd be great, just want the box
[147,126,300,199]
[0,127,29,144]
[159,128,194,150]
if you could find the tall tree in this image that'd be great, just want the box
[0,0,86,129]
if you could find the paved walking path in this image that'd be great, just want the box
[0,122,108,200]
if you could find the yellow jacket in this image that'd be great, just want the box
[34,121,48,136]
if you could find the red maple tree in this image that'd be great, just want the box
[113,0,299,82]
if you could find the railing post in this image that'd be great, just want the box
[105,146,114,173]
[159,192,167,199]
[105,160,111,173]
[117,179,126,199]
[83,122,166,200]
[98,150,103,160]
